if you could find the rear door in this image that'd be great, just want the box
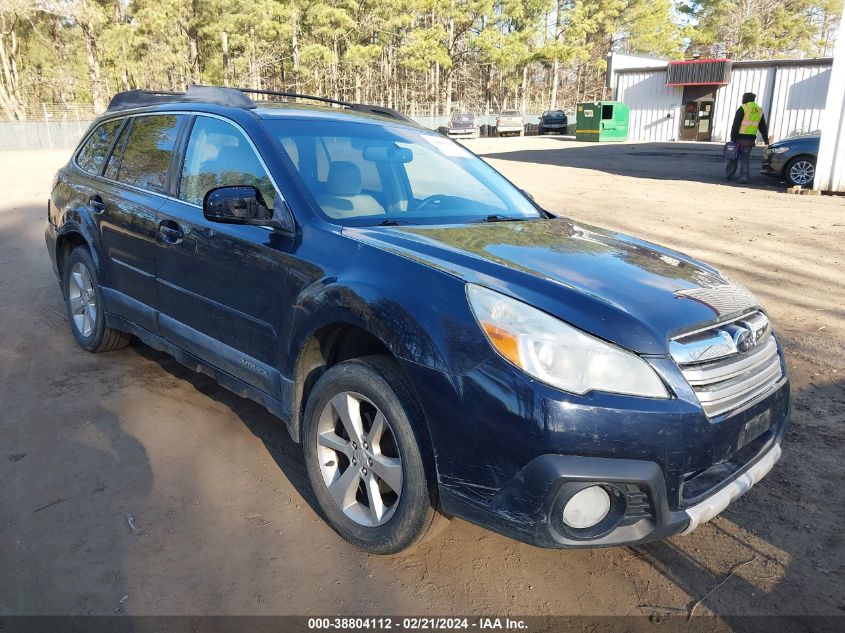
[155,114,291,396]
[97,113,186,332]
[64,116,124,269]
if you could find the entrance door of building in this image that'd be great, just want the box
[679,86,716,142]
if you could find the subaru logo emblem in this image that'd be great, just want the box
[733,327,755,352]
[729,315,770,353]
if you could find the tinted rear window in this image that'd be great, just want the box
[544,111,565,118]
[502,111,521,116]
[109,115,184,193]
[76,119,122,175]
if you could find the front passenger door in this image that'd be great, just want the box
[156,115,294,398]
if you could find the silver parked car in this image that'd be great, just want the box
[496,110,524,137]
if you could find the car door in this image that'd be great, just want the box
[67,116,125,270]
[155,114,294,398]
[97,113,186,333]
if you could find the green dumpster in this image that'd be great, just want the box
[576,101,629,142]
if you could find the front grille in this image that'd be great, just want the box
[672,311,784,418]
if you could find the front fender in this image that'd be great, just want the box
[285,271,491,375]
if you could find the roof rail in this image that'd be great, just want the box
[106,85,416,124]
[240,88,353,108]
[240,88,416,123]
[107,86,255,112]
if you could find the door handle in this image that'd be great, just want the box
[158,220,184,244]
[89,194,105,213]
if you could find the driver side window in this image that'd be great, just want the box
[179,116,277,207]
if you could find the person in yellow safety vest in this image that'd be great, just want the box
[725,92,770,184]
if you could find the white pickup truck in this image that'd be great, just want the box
[496,110,524,137]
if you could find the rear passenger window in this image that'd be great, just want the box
[179,116,276,207]
[110,115,183,193]
[76,119,122,175]
[104,121,131,181]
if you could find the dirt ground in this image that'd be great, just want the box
[1,140,843,622]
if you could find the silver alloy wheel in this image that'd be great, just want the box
[68,262,97,337]
[789,160,815,186]
[316,391,403,527]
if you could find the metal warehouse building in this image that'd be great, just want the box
[607,53,833,144]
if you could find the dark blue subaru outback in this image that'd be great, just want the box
[46,87,789,553]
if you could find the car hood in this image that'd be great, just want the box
[769,134,819,148]
[345,219,761,355]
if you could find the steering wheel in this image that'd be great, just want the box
[415,194,452,212]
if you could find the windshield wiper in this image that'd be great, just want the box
[482,214,527,223]
[377,219,416,226]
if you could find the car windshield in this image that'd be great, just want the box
[502,111,521,117]
[544,111,565,118]
[264,118,542,226]
[451,112,475,122]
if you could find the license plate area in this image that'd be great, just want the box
[738,409,772,450]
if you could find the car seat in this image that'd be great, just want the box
[316,161,385,218]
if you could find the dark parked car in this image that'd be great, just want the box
[445,111,479,139]
[539,109,569,135]
[761,133,819,187]
[47,86,789,554]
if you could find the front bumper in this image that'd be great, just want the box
[761,151,788,178]
[405,342,790,549]
[446,128,478,139]
[682,442,780,534]
[438,425,785,549]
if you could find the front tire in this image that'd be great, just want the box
[302,356,435,554]
[63,246,131,352]
[785,156,816,187]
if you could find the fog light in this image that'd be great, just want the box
[562,485,611,529]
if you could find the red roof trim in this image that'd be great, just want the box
[668,58,731,65]
[666,81,730,86]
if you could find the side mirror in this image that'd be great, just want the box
[203,185,294,232]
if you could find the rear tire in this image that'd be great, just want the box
[63,246,131,353]
[302,356,436,554]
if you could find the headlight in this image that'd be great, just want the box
[769,146,789,154]
[466,284,669,398]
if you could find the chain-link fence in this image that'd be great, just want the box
[0,104,98,151]
[0,102,567,151]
